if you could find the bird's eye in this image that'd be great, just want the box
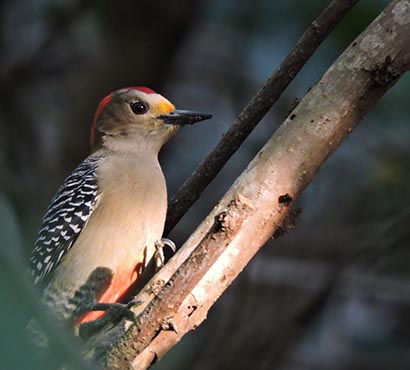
[130,101,148,114]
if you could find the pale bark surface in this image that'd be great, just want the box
[164,0,360,234]
[84,1,410,369]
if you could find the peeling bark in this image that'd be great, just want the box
[164,0,361,234]
[83,1,410,369]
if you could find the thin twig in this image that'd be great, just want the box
[165,0,360,234]
[90,1,410,368]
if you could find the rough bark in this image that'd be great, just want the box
[85,1,410,369]
[165,0,360,234]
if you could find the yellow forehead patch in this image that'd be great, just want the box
[152,100,175,115]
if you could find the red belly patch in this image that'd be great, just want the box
[76,263,142,324]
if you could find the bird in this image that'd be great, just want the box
[29,86,211,337]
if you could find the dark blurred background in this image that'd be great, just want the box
[1,0,410,369]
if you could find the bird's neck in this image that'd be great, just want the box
[96,132,165,158]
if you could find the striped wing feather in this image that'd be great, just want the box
[30,156,101,285]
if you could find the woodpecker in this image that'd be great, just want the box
[30,87,211,335]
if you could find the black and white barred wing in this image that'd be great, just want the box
[30,156,101,285]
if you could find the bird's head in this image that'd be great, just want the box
[90,87,212,153]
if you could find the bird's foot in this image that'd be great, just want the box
[78,300,137,339]
[154,238,176,271]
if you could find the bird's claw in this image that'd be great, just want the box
[78,301,137,339]
[154,238,177,270]
[127,298,143,309]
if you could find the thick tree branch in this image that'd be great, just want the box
[85,1,410,369]
[164,0,360,234]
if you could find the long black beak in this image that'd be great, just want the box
[159,110,212,126]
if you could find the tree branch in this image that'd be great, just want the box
[164,0,360,235]
[85,1,410,369]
